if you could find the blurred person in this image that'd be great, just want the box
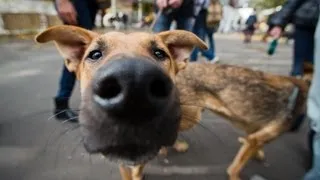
[268,0,319,174]
[269,0,319,77]
[53,0,99,122]
[243,8,258,43]
[304,11,320,180]
[190,0,222,62]
[218,0,238,33]
[152,0,195,32]
[122,12,129,30]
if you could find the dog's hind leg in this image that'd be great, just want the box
[227,120,288,180]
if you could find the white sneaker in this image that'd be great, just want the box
[209,56,220,64]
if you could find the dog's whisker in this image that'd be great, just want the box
[88,154,93,179]
[43,124,80,154]
[180,113,228,147]
[47,109,69,121]
[53,132,65,170]
[61,116,79,123]
[47,108,82,121]
[68,134,84,159]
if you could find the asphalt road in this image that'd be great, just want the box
[0,33,311,180]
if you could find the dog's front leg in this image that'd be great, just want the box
[173,140,189,153]
[119,164,145,180]
[131,164,145,180]
[119,165,132,180]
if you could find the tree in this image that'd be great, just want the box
[250,0,286,9]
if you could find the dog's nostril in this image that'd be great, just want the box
[96,77,122,99]
[149,78,171,99]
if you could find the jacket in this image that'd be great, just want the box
[269,0,320,29]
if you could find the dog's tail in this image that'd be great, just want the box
[286,77,310,132]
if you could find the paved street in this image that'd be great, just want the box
[0,32,311,180]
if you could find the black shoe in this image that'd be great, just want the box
[54,98,78,122]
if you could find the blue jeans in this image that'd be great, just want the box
[292,27,315,76]
[190,10,216,62]
[152,13,194,33]
[55,0,98,99]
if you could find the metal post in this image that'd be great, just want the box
[111,0,117,14]
[138,0,143,22]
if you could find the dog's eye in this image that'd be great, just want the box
[88,50,102,61]
[153,49,167,60]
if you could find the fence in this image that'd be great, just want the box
[1,12,62,35]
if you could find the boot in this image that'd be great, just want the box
[53,97,78,122]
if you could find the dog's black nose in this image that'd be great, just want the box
[92,56,173,121]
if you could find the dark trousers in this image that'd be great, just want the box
[55,0,98,100]
[190,10,216,61]
[292,27,315,76]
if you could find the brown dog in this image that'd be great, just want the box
[174,62,309,180]
[35,25,207,180]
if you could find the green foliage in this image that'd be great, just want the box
[250,0,286,9]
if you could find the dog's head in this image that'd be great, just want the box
[35,25,207,165]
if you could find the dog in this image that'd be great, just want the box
[35,25,207,180]
[173,62,310,180]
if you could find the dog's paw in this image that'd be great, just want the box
[158,147,168,156]
[238,137,248,144]
[229,176,241,180]
[254,150,265,162]
[173,140,189,153]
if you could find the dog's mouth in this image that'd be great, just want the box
[80,96,181,165]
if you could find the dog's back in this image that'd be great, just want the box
[176,63,309,133]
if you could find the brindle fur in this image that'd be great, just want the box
[175,62,309,180]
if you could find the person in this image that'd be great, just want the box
[243,8,258,43]
[269,0,319,77]
[53,0,99,122]
[304,11,320,180]
[152,0,195,32]
[190,0,221,62]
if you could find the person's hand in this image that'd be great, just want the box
[56,0,77,25]
[269,26,282,39]
[156,0,168,9]
[168,0,183,8]
[156,0,183,9]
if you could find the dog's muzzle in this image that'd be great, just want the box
[80,55,181,165]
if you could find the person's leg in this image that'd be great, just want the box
[152,13,172,33]
[176,15,194,32]
[190,12,206,62]
[202,27,216,61]
[54,65,77,120]
[54,0,98,121]
[291,28,314,76]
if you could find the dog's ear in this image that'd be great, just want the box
[158,30,208,70]
[35,25,98,72]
